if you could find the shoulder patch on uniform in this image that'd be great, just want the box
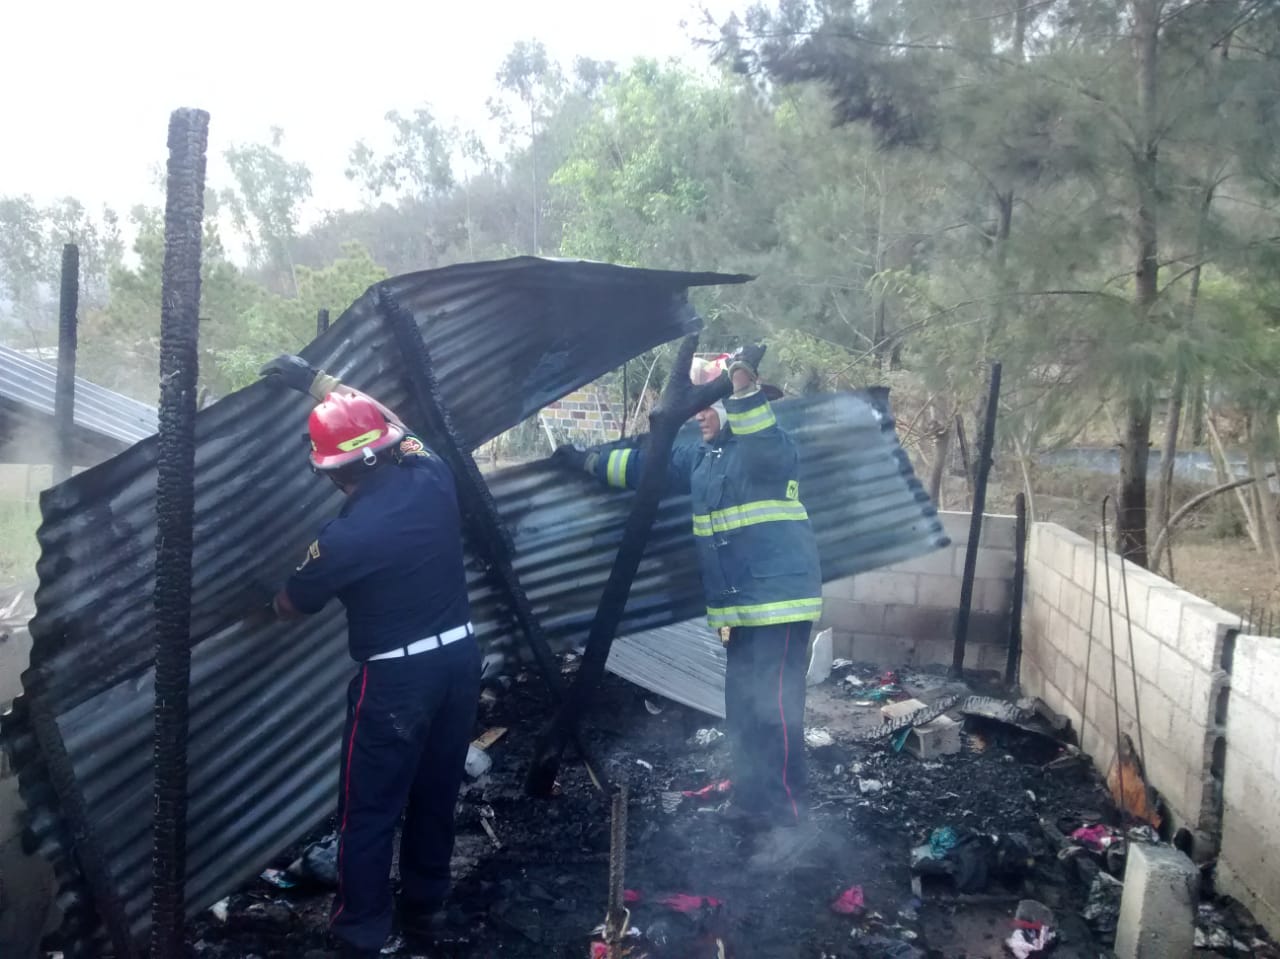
[786,479,799,501]
[296,539,321,571]
[398,436,428,457]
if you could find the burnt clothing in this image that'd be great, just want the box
[724,621,811,823]
[280,431,478,954]
[588,387,822,629]
[285,434,472,662]
[329,642,481,951]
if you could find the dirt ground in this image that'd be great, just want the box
[168,660,1274,959]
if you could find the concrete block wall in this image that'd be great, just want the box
[1020,522,1236,852]
[538,385,621,446]
[819,511,1017,671]
[1218,634,1280,937]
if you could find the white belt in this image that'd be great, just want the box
[367,622,473,661]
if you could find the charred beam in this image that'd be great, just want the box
[151,107,209,959]
[375,287,603,782]
[527,332,730,796]
[52,244,79,484]
[952,361,1001,678]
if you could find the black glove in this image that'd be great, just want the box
[550,444,590,472]
[240,580,279,627]
[730,343,767,378]
[260,354,318,395]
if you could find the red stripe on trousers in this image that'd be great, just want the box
[777,625,799,821]
[331,664,369,926]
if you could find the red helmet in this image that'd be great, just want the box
[307,392,404,470]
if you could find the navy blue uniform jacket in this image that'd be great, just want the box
[285,434,472,661]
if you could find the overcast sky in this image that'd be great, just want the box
[3,0,737,226]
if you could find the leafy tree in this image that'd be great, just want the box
[211,242,388,391]
[222,128,313,294]
[346,107,456,204]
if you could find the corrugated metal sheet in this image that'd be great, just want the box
[607,620,727,718]
[0,344,158,465]
[1,257,948,956]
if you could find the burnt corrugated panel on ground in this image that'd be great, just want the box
[1,259,945,955]
[0,344,158,465]
[607,620,727,718]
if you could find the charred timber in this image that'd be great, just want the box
[151,107,209,959]
[527,333,730,796]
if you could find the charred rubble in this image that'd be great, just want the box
[171,659,1280,959]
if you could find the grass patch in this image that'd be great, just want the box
[0,497,41,587]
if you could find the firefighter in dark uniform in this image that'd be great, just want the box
[557,345,822,829]
[260,355,480,959]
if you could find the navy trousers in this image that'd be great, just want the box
[330,637,481,951]
[724,622,811,824]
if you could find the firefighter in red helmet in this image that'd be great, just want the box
[259,354,479,959]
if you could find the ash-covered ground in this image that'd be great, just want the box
[180,660,1277,959]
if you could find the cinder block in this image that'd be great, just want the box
[1218,836,1280,940]
[913,638,954,666]
[938,511,973,544]
[1134,679,1177,741]
[1114,843,1198,958]
[1156,647,1198,714]
[977,514,1018,551]
[966,610,1009,646]
[852,571,919,606]
[1057,580,1085,628]
[976,643,1009,673]
[822,576,858,602]
[1049,524,1084,573]
[1072,541,1097,589]
[1226,698,1279,777]
[1239,637,1280,716]
[830,630,855,660]
[942,509,1008,545]
[1127,625,1162,672]
[1145,587,1187,643]
[916,573,961,609]
[1179,602,1234,670]
[1190,668,1227,727]
[953,546,1015,580]
[820,599,887,635]
[1053,652,1082,705]
[975,576,1011,614]
[1113,564,1157,629]
[899,547,958,577]
[884,604,955,639]
[1086,686,1117,733]
[850,633,912,666]
[905,715,962,759]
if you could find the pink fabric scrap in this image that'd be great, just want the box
[681,779,732,799]
[830,885,865,915]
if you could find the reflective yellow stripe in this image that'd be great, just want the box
[606,448,633,489]
[336,428,383,451]
[726,404,776,435]
[706,597,824,628]
[691,499,809,537]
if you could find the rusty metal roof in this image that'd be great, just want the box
[0,344,158,465]
[0,257,947,956]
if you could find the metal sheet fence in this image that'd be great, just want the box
[1,259,946,955]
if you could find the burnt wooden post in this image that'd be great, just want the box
[316,307,329,337]
[152,107,209,959]
[527,333,730,796]
[52,244,79,484]
[951,361,1001,679]
[1005,491,1027,686]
